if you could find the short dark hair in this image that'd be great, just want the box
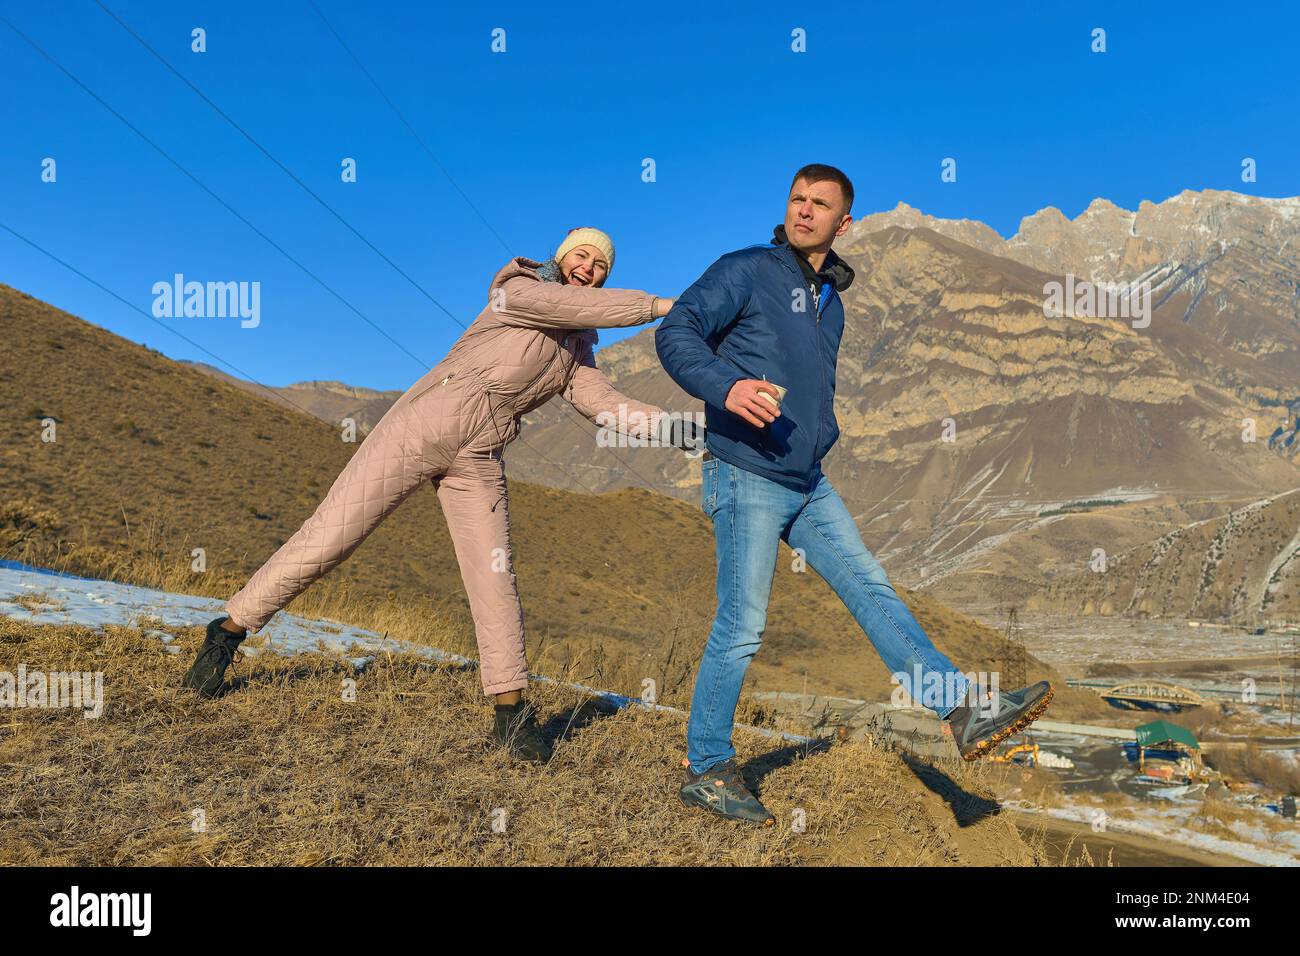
[790,164,854,213]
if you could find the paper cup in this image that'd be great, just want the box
[757,382,787,409]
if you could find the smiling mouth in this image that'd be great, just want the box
[570,273,592,286]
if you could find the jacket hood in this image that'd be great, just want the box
[770,224,855,292]
[488,256,544,294]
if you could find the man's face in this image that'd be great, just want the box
[558,244,609,287]
[784,178,852,254]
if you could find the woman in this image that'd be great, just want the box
[184,227,680,762]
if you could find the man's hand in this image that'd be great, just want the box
[725,379,781,428]
[652,297,676,319]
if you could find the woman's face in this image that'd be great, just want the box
[558,244,609,288]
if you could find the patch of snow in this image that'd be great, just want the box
[0,559,469,668]
[1004,798,1300,866]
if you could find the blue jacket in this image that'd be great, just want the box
[655,234,855,491]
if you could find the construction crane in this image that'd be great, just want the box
[988,742,1039,766]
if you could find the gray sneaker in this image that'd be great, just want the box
[946,680,1054,761]
[678,758,775,826]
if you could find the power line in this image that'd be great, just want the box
[302,3,682,497]
[304,0,514,256]
[88,0,672,493]
[0,220,614,497]
[0,11,430,370]
[298,4,680,493]
[93,0,463,328]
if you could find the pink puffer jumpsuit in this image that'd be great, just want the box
[225,257,666,694]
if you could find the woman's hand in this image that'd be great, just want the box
[658,415,707,454]
[652,297,676,319]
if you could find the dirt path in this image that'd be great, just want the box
[1007,810,1258,867]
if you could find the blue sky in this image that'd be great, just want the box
[3,1,1298,390]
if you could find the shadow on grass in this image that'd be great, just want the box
[542,695,623,745]
[899,750,1001,827]
[741,738,835,794]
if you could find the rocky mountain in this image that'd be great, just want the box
[1030,488,1300,625]
[851,189,1300,392]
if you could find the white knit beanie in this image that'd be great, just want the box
[555,227,615,274]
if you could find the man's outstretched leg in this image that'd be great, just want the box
[787,474,1053,759]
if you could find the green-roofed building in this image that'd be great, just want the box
[1133,721,1202,779]
[1135,721,1200,750]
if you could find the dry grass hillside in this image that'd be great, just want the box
[0,616,1050,865]
[179,360,402,434]
[0,281,1108,721]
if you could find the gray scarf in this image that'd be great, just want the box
[536,258,564,284]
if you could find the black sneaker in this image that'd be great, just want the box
[947,680,1054,761]
[183,617,246,698]
[492,701,553,764]
[679,758,776,826]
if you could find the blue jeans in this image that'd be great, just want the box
[686,457,971,775]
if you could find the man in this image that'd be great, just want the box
[655,164,1053,825]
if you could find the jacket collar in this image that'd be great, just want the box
[770,224,855,292]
